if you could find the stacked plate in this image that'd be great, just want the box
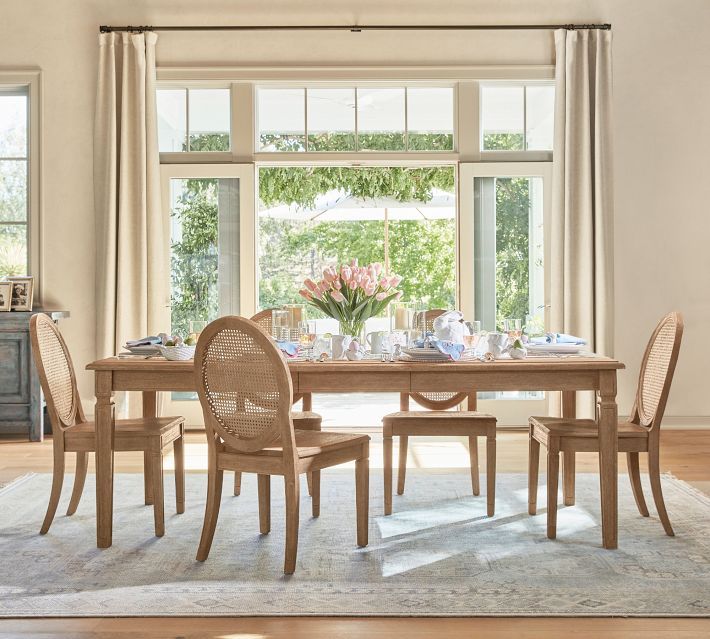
[122,344,161,356]
[526,343,586,355]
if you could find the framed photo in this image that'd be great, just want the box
[7,276,34,312]
[0,282,11,311]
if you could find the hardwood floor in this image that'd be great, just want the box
[2,429,710,638]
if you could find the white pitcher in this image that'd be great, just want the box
[331,334,352,360]
[486,332,509,359]
[366,331,389,355]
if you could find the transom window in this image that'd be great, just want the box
[256,85,455,152]
[157,87,231,152]
[480,82,554,151]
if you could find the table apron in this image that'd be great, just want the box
[410,370,601,393]
[112,370,196,392]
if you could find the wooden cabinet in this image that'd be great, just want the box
[0,310,69,441]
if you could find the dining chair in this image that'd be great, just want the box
[194,316,370,574]
[232,309,323,515]
[29,313,185,537]
[528,312,684,539]
[384,309,497,516]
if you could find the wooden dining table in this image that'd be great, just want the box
[86,355,624,550]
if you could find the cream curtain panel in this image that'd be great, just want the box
[551,28,614,358]
[94,31,166,359]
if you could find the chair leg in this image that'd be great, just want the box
[562,451,576,506]
[284,473,300,575]
[528,430,540,515]
[468,436,480,496]
[648,448,674,536]
[233,471,242,496]
[258,474,271,534]
[397,435,408,495]
[144,450,154,505]
[383,433,393,515]
[196,466,224,561]
[626,452,649,517]
[356,451,369,547]
[66,451,88,516]
[150,451,165,537]
[174,438,185,515]
[40,448,65,535]
[486,434,496,517]
[311,471,321,518]
[547,440,560,539]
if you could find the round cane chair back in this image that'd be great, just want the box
[410,308,468,410]
[195,316,294,453]
[635,312,683,430]
[250,309,275,337]
[29,314,81,432]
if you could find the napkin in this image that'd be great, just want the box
[432,339,465,361]
[125,336,162,347]
[276,340,300,358]
[529,333,587,346]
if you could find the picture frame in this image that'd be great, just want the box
[0,282,11,312]
[7,276,34,312]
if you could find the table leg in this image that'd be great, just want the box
[301,393,313,412]
[142,392,157,505]
[562,391,576,506]
[598,371,618,549]
[95,371,115,548]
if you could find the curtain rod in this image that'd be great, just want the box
[99,23,611,34]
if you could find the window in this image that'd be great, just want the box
[256,85,455,152]
[0,87,29,277]
[157,87,231,152]
[480,83,554,151]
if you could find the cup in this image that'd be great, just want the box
[189,320,208,341]
[366,330,389,355]
[486,332,510,358]
[503,318,523,340]
[271,309,289,340]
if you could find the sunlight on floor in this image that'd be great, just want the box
[162,437,473,471]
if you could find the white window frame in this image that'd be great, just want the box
[0,70,41,298]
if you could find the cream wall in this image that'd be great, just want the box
[1,0,708,422]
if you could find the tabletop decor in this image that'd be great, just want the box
[299,260,402,340]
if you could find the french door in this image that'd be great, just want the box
[159,164,255,423]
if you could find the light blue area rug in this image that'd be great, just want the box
[1,471,710,617]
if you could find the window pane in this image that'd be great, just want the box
[357,88,405,151]
[481,86,524,151]
[526,85,555,150]
[307,88,356,151]
[157,89,187,152]
[407,87,454,151]
[258,89,305,152]
[188,89,231,152]
[169,177,241,337]
[0,224,27,277]
[0,94,27,158]
[0,160,26,222]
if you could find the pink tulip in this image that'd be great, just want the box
[331,290,345,303]
[299,288,313,301]
[304,278,318,292]
[376,291,387,301]
[333,280,342,290]
[379,277,388,288]
[395,291,403,300]
[320,279,329,290]
[365,284,377,296]
[341,266,352,282]
[350,258,358,268]
[373,262,383,275]
[349,280,357,290]
[390,275,402,287]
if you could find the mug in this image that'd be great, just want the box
[366,330,389,355]
[331,334,353,360]
[486,332,509,359]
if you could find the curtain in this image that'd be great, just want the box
[551,28,614,416]
[94,31,166,360]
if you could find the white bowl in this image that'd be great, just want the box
[157,344,196,361]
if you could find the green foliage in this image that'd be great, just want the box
[407,133,454,151]
[483,132,524,151]
[185,133,230,152]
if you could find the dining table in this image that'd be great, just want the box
[86,355,625,550]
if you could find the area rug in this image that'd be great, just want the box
[1,470,710,617]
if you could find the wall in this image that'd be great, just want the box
[1,0,708,421]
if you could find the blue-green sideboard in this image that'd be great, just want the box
[0,310,69,441]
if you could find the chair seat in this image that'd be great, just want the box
[383,410,496,436]
[64,416,184,452]
[291,411,322,430]
[530,416,649,438]
[230,429,370,459]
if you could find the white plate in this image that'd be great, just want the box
[123,344,161,355]
[526,343,585,354]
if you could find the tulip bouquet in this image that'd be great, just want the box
[299,260,403,338]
